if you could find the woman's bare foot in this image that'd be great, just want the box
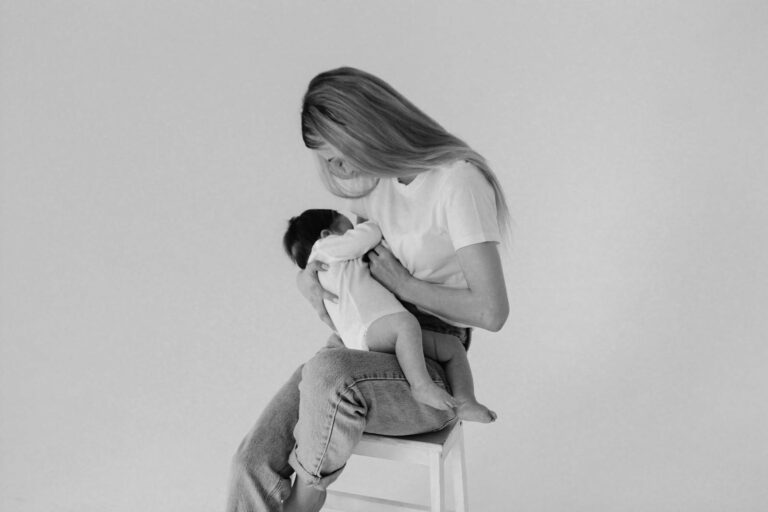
[411,382,458,410]
[456,399,497,423]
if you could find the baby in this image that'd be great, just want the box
[283,209,495,422]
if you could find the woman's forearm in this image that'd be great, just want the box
[370,241,509,331]
[397,276,508,331]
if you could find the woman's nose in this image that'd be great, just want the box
[330,158,355,178]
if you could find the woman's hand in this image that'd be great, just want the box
[367,243,413,296]
[297,261,338,329]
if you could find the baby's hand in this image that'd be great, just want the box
[297,261,338,329]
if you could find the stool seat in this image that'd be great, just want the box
[324,421,469,512]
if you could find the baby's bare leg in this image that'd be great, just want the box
[422,332,497,423]
[366,313,456,411]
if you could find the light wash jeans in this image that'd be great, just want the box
[226,329,465,511]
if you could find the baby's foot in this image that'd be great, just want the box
[456,399,497,423]
[411,382,458,411]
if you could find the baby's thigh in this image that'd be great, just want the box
[421,330,466,363]
[365,312,420,354]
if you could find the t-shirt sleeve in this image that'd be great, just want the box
[442,162,501,250]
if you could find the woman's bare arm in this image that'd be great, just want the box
[367,241,509,331]
[296,261,337,329]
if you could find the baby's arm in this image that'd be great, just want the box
[314,221,382,263]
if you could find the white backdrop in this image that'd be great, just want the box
[1,2,767,511]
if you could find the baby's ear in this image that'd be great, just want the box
[320,229,332,239]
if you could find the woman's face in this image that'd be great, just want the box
[315,145,359,180]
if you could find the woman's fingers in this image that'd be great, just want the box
[370,242,390,256]
[306,261,338,303]
[367,244,389,264]
[366,244,410,295]
[369,243,399,267]
[297,261,337,328]
[314,285,337,328]
[316,307,335,329]
[311,286,336,328]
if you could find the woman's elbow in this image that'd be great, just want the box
[481,300,509,332]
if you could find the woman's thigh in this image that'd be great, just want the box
[290,344,458,489]
[299,339,456,436]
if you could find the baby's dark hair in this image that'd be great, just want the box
[283,209,339,269]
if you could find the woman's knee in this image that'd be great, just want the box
[300,349,356,397]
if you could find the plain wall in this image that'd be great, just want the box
[1,1,766,511]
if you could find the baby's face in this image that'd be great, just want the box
[331,214,354,235]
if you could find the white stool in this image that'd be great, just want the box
[324,421,469,512]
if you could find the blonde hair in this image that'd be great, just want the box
[301,67,511,239]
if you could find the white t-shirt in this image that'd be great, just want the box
[344,160,501,327]
[307,221,406,350]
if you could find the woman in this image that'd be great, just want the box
[227,67,510,512]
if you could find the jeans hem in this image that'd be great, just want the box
[288,448,346,491]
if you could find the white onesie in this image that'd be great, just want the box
[307,221,406,350]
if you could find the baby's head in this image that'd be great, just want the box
[283,209,354,269]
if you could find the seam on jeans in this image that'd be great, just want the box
[313,387,348,477]
[350,374,446,386]
[312,374,449,476]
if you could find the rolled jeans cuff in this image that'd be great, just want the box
[287,447,345,491]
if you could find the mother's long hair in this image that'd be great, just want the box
[301,67,511,238]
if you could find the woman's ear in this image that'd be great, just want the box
[320,229,332,238]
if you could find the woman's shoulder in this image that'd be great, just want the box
[431,160,490,190]
[432,159,482,176]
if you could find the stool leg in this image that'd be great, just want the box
[429,452,445,512]
[451,431,469,512]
